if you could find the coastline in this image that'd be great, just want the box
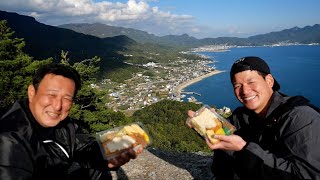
[174,70,225,97]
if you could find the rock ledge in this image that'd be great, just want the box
[111,148,214,180]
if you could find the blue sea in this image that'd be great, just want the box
[183,45,320,110]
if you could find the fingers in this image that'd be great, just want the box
[186,120,193,128]
[186,110,196,128]
[206,135,247,151]
[107,152,130,169]
[187,110,196,117]
[205,137,223,149]
[213,134,228,141]
[132,144,143,158]
[108,146,144,169]
[107,158,119,169]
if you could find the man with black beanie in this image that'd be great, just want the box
[188,56,320,179]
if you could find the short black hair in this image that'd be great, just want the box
[32,63,81,96]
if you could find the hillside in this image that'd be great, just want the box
[59,23,160,45]
[0,11,196,68]
[2,10,319,67]
[248,25,320,44]
[59,22,320,47]
[0,10,136,64]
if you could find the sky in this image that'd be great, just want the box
[0,0,319,39]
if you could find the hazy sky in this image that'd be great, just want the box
[0,0,319,38]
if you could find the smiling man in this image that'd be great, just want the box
[187,56,320,179]
[230,56,278,115]
[28,73,75,128]
[212,56,320,179]
[0,64,142,180]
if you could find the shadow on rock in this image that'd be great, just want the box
[114,167,129,180]
[148,148,215,180]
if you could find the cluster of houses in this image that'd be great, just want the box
[101,58,215,112]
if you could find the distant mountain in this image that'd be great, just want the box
[60,22,320,47]
[59,23,160,44]
[1,10,319,64]
[59,23,198,48]
[248,25,320,45]
[196,25,320,46]
[0,10,136,64]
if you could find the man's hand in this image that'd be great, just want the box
[107,145,143,169]
[187,109,245,152]
[186,110,196,128]
[205,134,246,151]
[186,108,216,128]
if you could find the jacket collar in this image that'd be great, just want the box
[264,92,288,120]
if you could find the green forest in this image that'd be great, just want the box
[0,20,223,153]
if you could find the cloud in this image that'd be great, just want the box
[0,0,197,36]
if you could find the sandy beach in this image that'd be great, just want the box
[174,70,225,96]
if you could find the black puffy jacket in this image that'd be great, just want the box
[0,100,111,180]
[212,92,320,180]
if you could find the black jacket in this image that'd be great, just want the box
[0,100,111,180]
[212,92,320,180]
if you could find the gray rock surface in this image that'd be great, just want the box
[111,148,215,180]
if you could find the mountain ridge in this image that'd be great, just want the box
[1,10,319,64]
[0,10,136,64]
[59,22,320,47]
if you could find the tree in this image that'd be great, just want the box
[131,100,211,152]
[0,20,51,116]
[0,22,127,132]
[61,51,129,133]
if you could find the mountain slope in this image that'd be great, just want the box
[248,25,320,44]
[60,22,320,47]
[0,10,136,63]
[59,23,159,44]
[59,23,197,48]
[1,10,319,63]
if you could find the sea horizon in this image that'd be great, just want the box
[182,45,320,110]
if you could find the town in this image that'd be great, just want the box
[97,55,218,114]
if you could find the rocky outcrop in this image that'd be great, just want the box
[111,148,214,179]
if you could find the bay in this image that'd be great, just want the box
[183,45,320,110]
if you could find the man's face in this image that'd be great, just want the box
[28,74,75,127]
[232,70,274,114]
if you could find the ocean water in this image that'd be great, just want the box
[183,45,320,110]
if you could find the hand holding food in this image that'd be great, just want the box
[97,123,151,160]
[186,106,236,144]
[107,146,142,169]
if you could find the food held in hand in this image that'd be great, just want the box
[187,106,235,144]
[97,123,150,160]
